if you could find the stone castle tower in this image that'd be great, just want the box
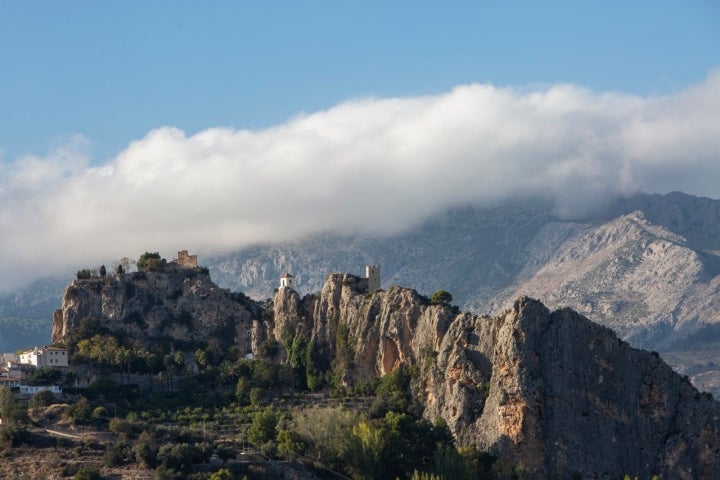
[175,250,198,268]
[366,265,381,292]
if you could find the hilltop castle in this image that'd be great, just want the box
[173,250,198,268]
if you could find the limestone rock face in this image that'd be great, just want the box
[292,277,720,479]
[465,298,720,479]
[204,193,720,396]
[296,274,453,385]
[52,265,262,358]
[54,268,720,478]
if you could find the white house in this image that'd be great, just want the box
[19,347,69,368]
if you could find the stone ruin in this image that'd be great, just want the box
[174,250,198,268]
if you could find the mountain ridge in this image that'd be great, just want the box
[51,266,720,478]
[5,191,720,394]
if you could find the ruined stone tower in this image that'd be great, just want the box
[175,250,198,268]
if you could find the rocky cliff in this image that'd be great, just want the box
[52,263,265,360]
[206,193,720,396]
[15,192,720,394]
[54,266,720,478]
[270,275,720,479]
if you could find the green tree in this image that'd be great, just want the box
[371,367,411,417]
[247,408,278,448]
[209,469,233,480]
[0,386,26,424]
[157,443,194,474]
[249,387,264,407]
[277,428,304,460]
[235,376,249,403]
[292,407,358,467]
[430,290,453,305]
[432,445,475,480]
[349,420,386,479]
[137,251,162,270]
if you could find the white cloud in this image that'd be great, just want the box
[1,71,720,291]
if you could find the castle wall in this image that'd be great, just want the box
[176,250,198,268]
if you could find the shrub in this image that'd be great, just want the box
[103,440,130,467]
[0,425,28,451]
[28,389,55,409]
[76,269,93,280]
[109,417,132,437]
[157,443,194,474]
[73,465,101,480]
[92,406,108,418]
[64,398,92,424]
[133,430,158,468]
[209,469,233,480]
[430,290,453,305]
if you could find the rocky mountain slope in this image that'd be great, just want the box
[0,276,69,352]
[493,211,720,347]
[206,192,720,395]
[8,191,720,393]
[54,267,720,478]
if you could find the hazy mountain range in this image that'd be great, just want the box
[3,191,720,394]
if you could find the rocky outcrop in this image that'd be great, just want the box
[52,264,263,358]
[205,193,720,397]
[497,211,716,349]
[279,273,455,385]
[463,298,719,479]
[54,267,720,478]
[270,275,720,478]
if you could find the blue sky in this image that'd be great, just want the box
[1,1,720,290]
[1,1,718,162]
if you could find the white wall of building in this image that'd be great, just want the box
[19,347,69,368]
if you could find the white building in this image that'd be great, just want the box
[279,272,296,290]
[19,385,62,395]
[366,265,381,292]
[19,347,69,368]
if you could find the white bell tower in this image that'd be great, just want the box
[280,272,295,290]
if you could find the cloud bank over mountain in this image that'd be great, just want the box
[1,71,719,291]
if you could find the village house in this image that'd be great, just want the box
[18,346,69,368]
